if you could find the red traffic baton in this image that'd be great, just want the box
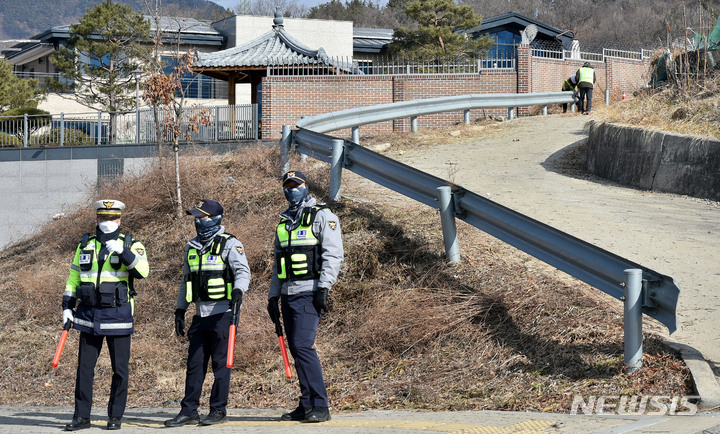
[226,302,240,368]
[226,324,237,368]
[279,335,292,378]
[52,321,72,368]
[273,317,292,378]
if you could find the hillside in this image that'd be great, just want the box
[0,142,692,411]
[0,0,227,40]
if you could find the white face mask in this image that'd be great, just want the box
[98,221,119,234]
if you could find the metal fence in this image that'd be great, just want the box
[531,46,653,62]
[267,50,516,77]
[0,104,258,147]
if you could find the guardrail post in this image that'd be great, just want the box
[605,89,610,106]
[410,116,418,133]
[508,108,515,120]
[623,268,643,372]
[280,125,291,174]
[542,105,548,116]
[437,186,461,263]
[464,109,470,124]
[352,126,360,144]
[329,139,344,201]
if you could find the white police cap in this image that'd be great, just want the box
[93,199,125,217]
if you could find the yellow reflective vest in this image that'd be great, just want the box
[65,233,149,335]
[185,233,234,302]
[275,206,323,281]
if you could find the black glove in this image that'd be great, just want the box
[231,289,243,310]
[313,287,329,313]
[174,308,186,337]
[267,296,280,324]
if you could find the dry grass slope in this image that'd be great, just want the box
[0,144,692,412]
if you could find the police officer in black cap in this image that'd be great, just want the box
[165,199,251,427]
[267,171,344,423]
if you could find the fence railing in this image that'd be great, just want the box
[267,52,516,77]
[0,104,258,147]
[532,47,652,62]
[286,91,680,369]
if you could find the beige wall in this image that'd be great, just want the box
[213,15,354,58]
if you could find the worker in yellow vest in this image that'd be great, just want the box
[561,74,578,113]
[575,62,596,115]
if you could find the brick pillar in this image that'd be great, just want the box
[392,76,406,132]
[517,44,531,116]
[261,78,272,139]
[605,59,614,102]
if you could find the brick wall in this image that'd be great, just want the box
[261,49,653,140]
[262,72,517,139]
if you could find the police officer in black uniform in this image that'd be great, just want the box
[165,199,250,427]
[62,200,150,431]
[267,171,344,423]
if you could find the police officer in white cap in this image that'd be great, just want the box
[62,199,150,431]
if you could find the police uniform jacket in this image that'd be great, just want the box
[63,229,149,336]
[177,226,251,317]
[269,197,343,298]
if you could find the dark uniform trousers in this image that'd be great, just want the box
[579,87,593,112]
[74,332,131,419]
[180,311,232,416]
[282,292,328,408]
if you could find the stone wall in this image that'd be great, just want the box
[586,121,720,201]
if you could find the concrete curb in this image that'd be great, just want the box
[665,340,720,411]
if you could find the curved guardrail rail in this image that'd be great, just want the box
[289,92,679,343]
[296,92,575,132]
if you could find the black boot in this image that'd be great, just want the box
[107,417,122,430]
[200,409,227,426]
[164,412,200,427]
[281,405,310,421]
[305,406,331,423]
[65,416,90,431]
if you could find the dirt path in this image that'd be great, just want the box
[344,114,720,378]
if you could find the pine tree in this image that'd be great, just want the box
[389,0,493,61]
[0,58,46,113]
[49,0,150,142]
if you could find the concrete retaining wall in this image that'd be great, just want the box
[586,121,720,201]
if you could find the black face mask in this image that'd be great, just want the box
[195,215,223,242]
[284,185,308,207]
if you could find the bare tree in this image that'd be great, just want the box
[142,0,213,219]
[251,0,308,17]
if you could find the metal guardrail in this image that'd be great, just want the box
[289,92,679,342]
[296,92,576,133]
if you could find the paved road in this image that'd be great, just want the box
[1,405,719,433]
[374,114,720,377]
